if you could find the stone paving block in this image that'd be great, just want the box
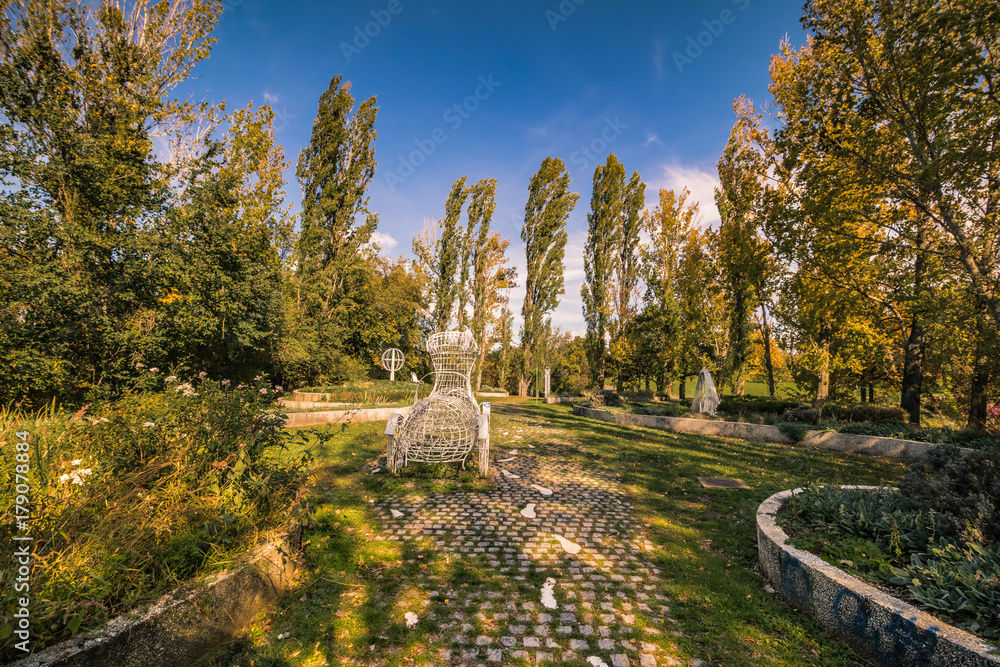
[611,654,631,667]
[639,654,657,667]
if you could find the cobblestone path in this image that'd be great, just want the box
[373,405,691,667]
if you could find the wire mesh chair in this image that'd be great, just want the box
[386,329,490,476]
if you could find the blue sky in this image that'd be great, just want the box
[177,0,807,336]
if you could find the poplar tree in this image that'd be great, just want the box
[520,157,578,395]
[467,178,516,389]
[296,75,379,301]
[582,156,623,389]
[582,154,643,389]
[432,177,469,330]
[715,114,771,396]
[641,188,700,392]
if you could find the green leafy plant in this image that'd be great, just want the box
[0,373,322,660]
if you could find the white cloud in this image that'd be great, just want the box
[263,91,279,105]
[649,164,721,228]
[369,232,398,252]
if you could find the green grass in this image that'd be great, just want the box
[206,399,908,666]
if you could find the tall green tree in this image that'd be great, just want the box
[582,155,624,389]
[466,178,516,388]
[286,75,382,383]
[0,0,221,404]
[520,157,578,395]
[415,177,468,331]
[715,111,773,395]
[640,188,699,392]
[608,169,646,389]
[158,103,292,380]
[582,153,644,389]
[295,75,378,297]
[766,0,1000,421]
[674,227,726,398]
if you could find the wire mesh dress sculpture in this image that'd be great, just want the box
[691,367,721,415]
[386,329,490,476]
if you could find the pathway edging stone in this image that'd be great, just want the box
[572,404,974,461]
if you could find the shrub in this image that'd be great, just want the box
[823,404,907,423]
[0,374,320,659]
[717,396,802,416]
[777,422,810,442]
[587,389,622,408]
[899,445,1000,546]
[630,403,684,417]
[889,541,1000,639]
[779,406,821,425]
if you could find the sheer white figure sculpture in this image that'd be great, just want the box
[388,329,489,475]
[691,367,721,415]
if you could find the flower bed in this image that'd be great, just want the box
[776,444,1000,641]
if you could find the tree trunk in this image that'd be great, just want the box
[968,295,990,430]
[678,374,687,400]
[760,302,776,397]
[868,381,874,403]
[900,316,925,425]
[901,220,927,426]
[816,319,831,401]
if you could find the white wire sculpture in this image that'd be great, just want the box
[381,348,405,381]
[691,367,721,415]
[386,329,490,476]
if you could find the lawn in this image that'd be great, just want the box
[206,399,907,666]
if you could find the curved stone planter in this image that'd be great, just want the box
[571,404,973,462]
[474,391,509,397]
[12,526,302,667]
[757,487,999,666]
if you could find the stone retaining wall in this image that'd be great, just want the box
[545,396,584,404]
[571,405,971,462]
[757,488,999,666]
[12,527,302,667]
[283,405,411,428]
